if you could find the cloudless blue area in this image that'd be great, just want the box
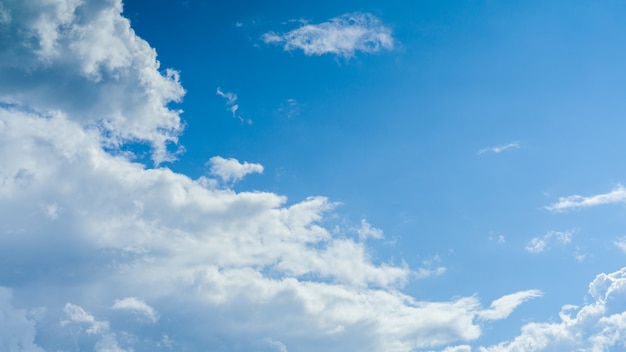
[123,0,626,345]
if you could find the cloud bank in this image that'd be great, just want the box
[262,13,394,58]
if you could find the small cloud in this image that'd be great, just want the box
[614,237,626,253]
[573,247,587,262]
[61,303,109,335]
[525,230,573,254]
[414,255,446,280]
[262,12,393,58]
[42,202,60,220]
[546,184,626,212]
[207,156,264,184]
[477,142,520,155]
[112,297,159,323]
[489,234,506,244]
[277,98,301,118]
[216,87,251,124]
[356,219,383,240]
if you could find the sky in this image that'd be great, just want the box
[2,0,626,351]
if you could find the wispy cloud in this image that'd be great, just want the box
[216,87,251,124]
[525,230,573,254]
[262,12,393,58]
[477,143,520,155]
[478,290,543,320]
[546,184,626,212]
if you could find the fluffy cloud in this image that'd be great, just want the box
[0,0,185,163]
[208,155,264,183]
[262,13,394,58]
[0,106,541,351]
[0,1,540,351]
[479,267,626,351]
[546,185,626,212]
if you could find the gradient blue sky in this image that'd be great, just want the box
[2,0,626,351]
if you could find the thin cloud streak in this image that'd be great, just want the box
[546,185,626,212]
[478,143,520,155]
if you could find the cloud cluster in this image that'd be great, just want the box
[479,267,626,351]
[0,1,550,351]
[262,13,394,58]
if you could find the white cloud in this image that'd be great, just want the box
[546,185,626,212]
[112,297,159,323]
[442,345,472,352]
[262,13,394,58]
[479,267,626,351]
[0,106,540,351]
[525,230,573,254]
[208,156,264,184]
[217,87,250,124]
[62,303,110,335]
[478,290,543,320]
[0,0,185,164]
[477,143,520,155]
[615,237,626,253]
[356,219,384,240]
[62,303,131,352]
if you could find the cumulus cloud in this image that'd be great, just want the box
[0,0,186,164]
[208,155,264,183]
[546,185,626,212]
[0,1,540,351]
[262,13,393,58]
[525,230,573,254]
[0,101,542,351]
[479,266,626,351]
[477,143,520,155]
[112,297,159,323]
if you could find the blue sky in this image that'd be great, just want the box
[2,0,626,351]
